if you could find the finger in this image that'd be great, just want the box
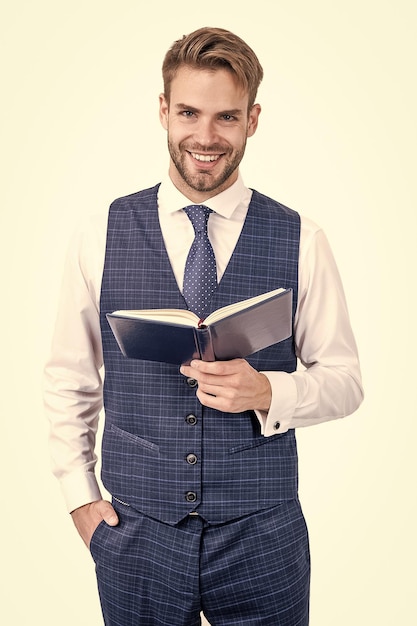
[197,379,234,398]
[95,500,119,526]
[197,388,243,413]
[189,359,241,375]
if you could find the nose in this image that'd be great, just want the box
[194,116,218,147]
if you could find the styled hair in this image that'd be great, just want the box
[162,27,264,111]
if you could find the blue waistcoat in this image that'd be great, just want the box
[99,184,300,524]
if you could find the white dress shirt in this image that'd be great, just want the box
[44,173,364,513]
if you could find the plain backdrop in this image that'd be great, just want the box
[1,1,416,624]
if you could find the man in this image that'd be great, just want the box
[44,27,363,625]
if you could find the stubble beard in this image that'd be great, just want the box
[167,138,246,195]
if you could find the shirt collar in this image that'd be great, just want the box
[158,172,250,219]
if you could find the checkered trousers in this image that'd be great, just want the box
[90,498,310,625]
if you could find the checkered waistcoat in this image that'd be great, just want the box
[99,184,300,525]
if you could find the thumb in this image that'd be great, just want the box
[97,499,119,526]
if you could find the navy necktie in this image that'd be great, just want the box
[183,205,217,320]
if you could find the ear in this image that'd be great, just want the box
[159,93,169,130]
[247,103,261,137]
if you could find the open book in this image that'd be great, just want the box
[106,287,292,365]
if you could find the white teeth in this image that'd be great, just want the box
[191,152,220,162]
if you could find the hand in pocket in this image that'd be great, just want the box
[71,499,119,548]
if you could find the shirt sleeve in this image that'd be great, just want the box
[256,218,364,436]
[43,214,107,512]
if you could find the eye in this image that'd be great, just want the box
[221,114,235,121]
[181,110,196,118]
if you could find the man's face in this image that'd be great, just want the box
[159,66,261,202]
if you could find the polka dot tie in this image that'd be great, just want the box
[183,205,217,320]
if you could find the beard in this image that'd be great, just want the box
[167,138,247,195]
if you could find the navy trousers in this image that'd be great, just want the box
[90,499,310,625]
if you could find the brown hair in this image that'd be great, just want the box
[162,27,264,111]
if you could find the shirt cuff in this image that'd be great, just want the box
[254,371,298,436]
[59,468,103,513]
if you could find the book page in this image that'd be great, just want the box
[110,309,200,326]
[110,287,286,327]
[204,287,286,325]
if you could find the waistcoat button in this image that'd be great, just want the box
[186,453,198,465]
[186,414,197,425]
[185,491,197,503]
[187,377,198,388]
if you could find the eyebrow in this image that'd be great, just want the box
[174,103,199,113]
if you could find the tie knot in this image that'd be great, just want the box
[183,205,212,233]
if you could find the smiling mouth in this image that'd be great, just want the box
[190,152,222,162]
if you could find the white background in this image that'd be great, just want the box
[1,1,416,624]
